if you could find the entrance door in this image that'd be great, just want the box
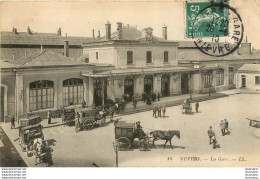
[241,75,246,87]
[0,87,4,122]
[144,76,153,94]
[93,80,107,107]
[124,78,134,102]
[161,75,169,97]
[181,73,189,94]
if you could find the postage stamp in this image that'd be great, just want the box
[186,1,244,57]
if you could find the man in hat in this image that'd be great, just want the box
[81,99,86,108]
[224,119,229,133]
[195,101,199,113]
[207,126,215,145]
[153,105,157,118]
[11,115,15,129]
[219,120,226,136]
[135,121,145,139]
[47,110,52,124]
[158,105,162,117]
[162,105,166,118]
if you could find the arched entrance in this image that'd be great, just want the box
[161,75,170,97]
[181,73,189,94]
[144,75,153,94]
[124,77,134,102]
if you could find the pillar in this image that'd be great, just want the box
[16,73,24,120]
[135,75,144,99]
[153,74,162,94]
[88,77,94,107]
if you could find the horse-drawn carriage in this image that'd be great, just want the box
[182,99,192,114]
[114,121,151,151]
[247,117,260,128]
[32,138,53,166]
[61,107,76,126]
[75,107,106,132]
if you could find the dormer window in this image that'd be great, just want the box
[127,51,133,64]
[164,51,169,63]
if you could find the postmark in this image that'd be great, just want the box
[186,1,244,57]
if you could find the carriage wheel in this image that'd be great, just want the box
[138,140,151,151]
[100,118,106,127]
[117,137,131,151]
[83,121,93,131]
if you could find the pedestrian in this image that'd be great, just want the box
[195,101,199,113]
[219,120,225,136]
[224,119,229,133]
[158,105,162,117]
[157,92,160,101]
[47,110,52,124]
[81,99,86,108]
[162,105,166,118]
[207,126,215,145]
[11,115,15,129]
[153,105,157,118]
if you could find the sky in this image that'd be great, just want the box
[0,0,260,49]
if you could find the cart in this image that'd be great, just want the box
[247,117,260,128]
[19,124,44,153]
[61,107,75,126]
[33,138,53,166]
[75,108,106,132]
[114,121,151,151]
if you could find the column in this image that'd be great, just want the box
[192,72,201,94]
[153,74,162,94]
[135,75,144,99]
[16,73,24,120]
[83,77,88,104]
[88,77,94,107]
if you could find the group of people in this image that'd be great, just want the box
[152,105,166,118]
[142,91,161,105]
[207,119,230,149]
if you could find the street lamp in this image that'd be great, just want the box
[113,141,119,167]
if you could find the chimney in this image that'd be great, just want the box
[57,27,61,36]
[64,34,69,57]
[27,26,32,35]
[162,24,167,40]
[11,52,15,61]
[142,27,153,40]
[24,51,27,59]
[92,29,95,39]
[117,22,123,40]
[105,21,111,40]
[97,30,100,39]
[12,27,17,34]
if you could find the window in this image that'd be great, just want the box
[229,67,234,84]
[127,51,133,64]
[96,52,98,60]
[256,76,260,85]
[216,69,224,86]
[164,51,169,63]
[146,51,152,63]
[63,78,84,106]
[85,58,89,63]
[29,80,54,111]
[204,72,212,88]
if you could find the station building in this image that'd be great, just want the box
[1,22,260,122]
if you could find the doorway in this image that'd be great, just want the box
[181,73,189,94]
[161,75,170,97]
[124,78,134,102]
[93,79,107,107]
[241,75,246,87]
[144,75,153,94]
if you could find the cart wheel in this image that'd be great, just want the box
[83,121,93,131]
[138,140,151,151]
[100,118,106,127]
[117,137,131,151]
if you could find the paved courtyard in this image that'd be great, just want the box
[1,93,260,167]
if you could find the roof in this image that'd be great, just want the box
[237,64,260,73]
[114,121,135,128]
[0,31,93,46]
[81,66,198,78]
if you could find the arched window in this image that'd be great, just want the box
[216,69,224,86]
[29,80,54,111]
[63,78,83,106]
[229,67,234,84]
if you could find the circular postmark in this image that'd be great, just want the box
[192,3,244,57]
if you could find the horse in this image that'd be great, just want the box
[150,130,180,149]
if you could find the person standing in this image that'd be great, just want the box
[157,92,160,101]
[158,105,162,117]
[219,120,225,136]
[224,119,229,133]
[207,126,215,144]
[153,105,157,118]
[162,105,166,118]
[81,100,86,108]
[11,115,15,129]
[133,98,137,109]
[47,110,52,124]
[195,101,199,113]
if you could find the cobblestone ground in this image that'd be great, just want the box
[2,94,260,167]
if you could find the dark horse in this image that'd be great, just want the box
[150,130,180,149]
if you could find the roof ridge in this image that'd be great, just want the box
[18,51,47,68]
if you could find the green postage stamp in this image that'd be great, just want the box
[186,1,229,38]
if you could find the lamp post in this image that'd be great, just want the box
[113,141,119,167]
